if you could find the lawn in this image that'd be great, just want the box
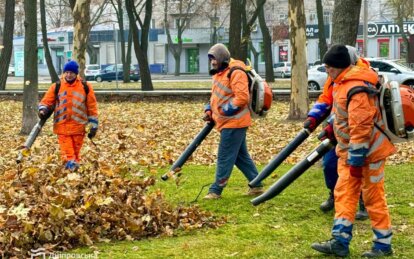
[68,163,414,258]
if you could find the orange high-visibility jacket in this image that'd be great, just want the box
[210,59,251,131]
[39,76,98,135]
[332,66,396,163]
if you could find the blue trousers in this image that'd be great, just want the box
[209,127,262,195]
[322,148,339,192]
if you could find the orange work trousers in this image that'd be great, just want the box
[334,158,391,230]
[57,134,85,163]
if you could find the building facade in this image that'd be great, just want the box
[10,0,413,76]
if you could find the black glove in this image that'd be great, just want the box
[88,128,98,139]
[38,108,49,120]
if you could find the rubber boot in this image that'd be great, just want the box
[320,191,334,212]
[311,238,349,257]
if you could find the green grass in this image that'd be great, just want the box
[5,80,290,90]
[68,163,414,258]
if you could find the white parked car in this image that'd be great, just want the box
[85,64,101,80]
[367,58,414,87]
[308,65,327,91]
[273,62,291,78]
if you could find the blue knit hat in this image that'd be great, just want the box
[63,60,79,74]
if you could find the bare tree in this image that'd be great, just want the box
[316,0,327,60]
[203,0,230,46]
[164,0,204,76]
[86,1,110,64]
[40,0,60,83]
[45,0,73,28]
[386,0,414,63]
[21,0,38,134]
[110,0,132,82]
[229,0,266,61]
[331,0,362,45]
[258,1,274,82]
[71,0,92,77]
[125,0,153,91]
[0,0,15,90]
[288,0,308,120]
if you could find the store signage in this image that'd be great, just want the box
[305,25,330,39]
[173,36,193,43]
[359,22,414,37]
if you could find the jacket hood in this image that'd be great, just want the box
[339,65,379,85]
[208,43,230,67]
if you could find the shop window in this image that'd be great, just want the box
[279,45,288,62]
[38,47,44,64]
[259,42,264,63]
[378,39,389,58]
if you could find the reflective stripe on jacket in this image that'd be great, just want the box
[39,76,98,135]
[210,59,251,131]
[332,66,396,163]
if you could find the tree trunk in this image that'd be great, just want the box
[229,0,244,59]
[288,0,309,120]
[126,31,132,76]
[125,0,153,91]
[331,0,362,45]
[40,0,59,83]
[72,0,91,78]
[0,0,15,90]
[258,4,274,82]
[316,0,327,60]
[249,42,259,71]
[21,0,38,135]
[111,0,130,83]
[86,42,98,64]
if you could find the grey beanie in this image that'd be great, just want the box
[346,45,359,65]
[208,43,230,66]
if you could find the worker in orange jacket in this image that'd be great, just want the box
[311,45,396,257]
[305,46,369,220]
[203,43,263,199]
[38,60,99,171]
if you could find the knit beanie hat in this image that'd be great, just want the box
[322,44,351,68]
[346,45,358,65]
[63,60,79,74]
[208,43,230,67]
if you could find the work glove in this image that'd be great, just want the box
[350,165,363,178]
[203,110,213,122]
[303,116,317,131]
[38,108,49,120]
[220,102,240,116]
[88,127,98,139]
[203,103,213,122]
[318,123,336,143]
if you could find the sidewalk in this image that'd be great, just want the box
[5,73,213,84]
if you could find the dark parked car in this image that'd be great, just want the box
[94,64,140,82]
